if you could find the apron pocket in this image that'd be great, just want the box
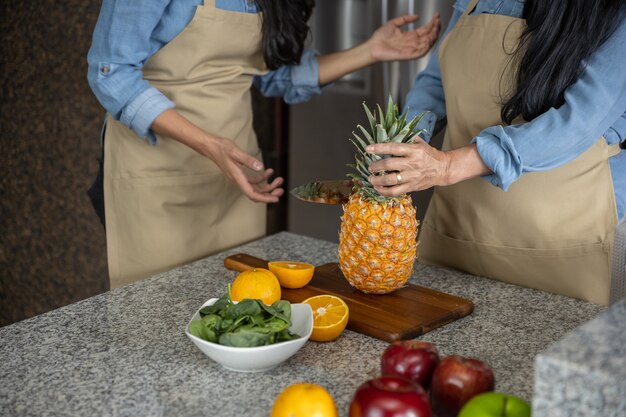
[419,223,611,304]
[108,172,265,286]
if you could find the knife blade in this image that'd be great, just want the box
[290,180,353,205]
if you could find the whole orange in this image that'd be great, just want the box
[230,268,281,305]
[271,383,338,417]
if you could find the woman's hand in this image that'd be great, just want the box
[366,139,491,197]
[151,109,284,203]
[316,14,440,85]
[368,14,441,62]
[366,138,450,197]
[204,137,284,203]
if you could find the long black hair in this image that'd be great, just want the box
[501,0,624,124]
[255,0,315,70]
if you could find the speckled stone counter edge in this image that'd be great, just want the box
[533,298,626,417]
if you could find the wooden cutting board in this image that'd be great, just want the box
[224,253,474,343]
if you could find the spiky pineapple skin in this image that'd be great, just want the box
[338,193,418,294]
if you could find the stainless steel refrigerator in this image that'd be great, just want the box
[287,0,456,243]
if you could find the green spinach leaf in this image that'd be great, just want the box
[188,291,301,347]
[219,330,271,347]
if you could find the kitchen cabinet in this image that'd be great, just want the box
[0,233,617,416]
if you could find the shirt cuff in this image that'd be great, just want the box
[472,125,523,191]
[285,49,322,103]
[603,111,626,145]
[413,111,437,142]
[120,87,175,145]
[291,49,320,87]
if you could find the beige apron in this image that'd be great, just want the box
[419,0,620,304]
[104,0,268,288]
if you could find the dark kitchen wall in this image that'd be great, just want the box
[0,0,109,327]
[0,1,284,327]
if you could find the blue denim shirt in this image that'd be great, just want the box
[87,0,321,145]
[405,0,626,220]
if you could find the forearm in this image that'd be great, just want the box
[150,110,278,203]
[444,144,492,185]
[317,41,376,86]
[151,109,219,159]
[472,18,626,191]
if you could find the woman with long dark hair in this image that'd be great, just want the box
[86,0,440,287]
[365,0,625,304]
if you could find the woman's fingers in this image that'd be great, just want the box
[252,175,284,193]
[217,148,281,203]
[213,139,285,203]
[389,14,420,28]
[370,13,441,62]
[367,142,417,173]
[414,14,440,47]
[230,167,281,203]
[269,187,284,198]
[374,182,413,197]
[370,169,424,196]
[417,13,440,34]
[248,168,274,184]
[369,158,409,174]
[365,138,451,193]
[366,142,413,156]
[247,168,284,195]
[230,146,264,172]
[369,172,404,187]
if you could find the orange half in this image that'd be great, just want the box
[268,261,315,289]
[302,295,349,342]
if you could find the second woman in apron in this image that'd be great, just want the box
[365,0,626,305]
[87,0,441,288]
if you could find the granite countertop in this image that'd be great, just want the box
[0,232,606,417]
[533,298,626,417]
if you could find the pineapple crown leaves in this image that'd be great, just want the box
[347,95,428,202]
[290,181,322,200]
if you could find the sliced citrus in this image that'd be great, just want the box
[230,268,281,305]
[268,261,315,289]
[302,295,349,342]
[271,383,338,417]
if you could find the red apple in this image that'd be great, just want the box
[430,355,495,417]
[381,340,440,389]
[349,376,431,417]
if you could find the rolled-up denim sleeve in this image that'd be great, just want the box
[87,0,174,144]
[252,49,322,104]
[473,18,626,191]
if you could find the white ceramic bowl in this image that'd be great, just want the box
[185,298,313,372]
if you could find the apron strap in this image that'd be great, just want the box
[462,0,481,17]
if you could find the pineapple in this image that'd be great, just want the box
[338,96,426,294]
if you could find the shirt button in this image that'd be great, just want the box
[101,66,110,74]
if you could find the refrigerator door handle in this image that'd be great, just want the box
[382,0,389,98]
[382,0,416,107]
[382,0,401,103]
